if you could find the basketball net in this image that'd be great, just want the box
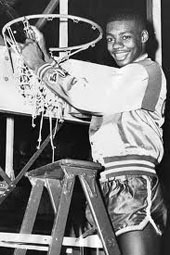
[2,14,103,161]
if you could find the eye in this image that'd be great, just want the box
[122,35,131,40]
[106,37,114,43]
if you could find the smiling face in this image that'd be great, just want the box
[106,19,148,67]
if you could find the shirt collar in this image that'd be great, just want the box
[133,53,148,63]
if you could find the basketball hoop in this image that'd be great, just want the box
[1,14,102,157]
[2,14,103,61]
[1,13,103,116]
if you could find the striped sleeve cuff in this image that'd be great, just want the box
[37,62,68,81]
[37,63,53,80]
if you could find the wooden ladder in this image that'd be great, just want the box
[0,159,120,255]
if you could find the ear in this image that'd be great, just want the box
[141,30,149,43]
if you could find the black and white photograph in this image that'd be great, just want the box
[0,0,170,254]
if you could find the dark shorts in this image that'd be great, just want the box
[86,174,167,236]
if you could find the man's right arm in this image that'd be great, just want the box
[21,40,151,116]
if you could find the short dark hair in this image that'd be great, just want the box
[106,9,147,31]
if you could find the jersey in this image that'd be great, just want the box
[88,55,167,180]
[37,54,166,179]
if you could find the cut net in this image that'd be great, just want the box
[11,52,67,159]
[14,56,66,120]
[2,14,103,160]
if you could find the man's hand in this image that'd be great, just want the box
[30,26,51,62]
[21,39,45,72]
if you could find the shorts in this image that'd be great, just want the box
[86,174,167,236]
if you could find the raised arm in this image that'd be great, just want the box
[21,37,150,116]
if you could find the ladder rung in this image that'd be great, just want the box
[0,233,103,250]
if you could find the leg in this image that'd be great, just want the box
[118,223,161,255]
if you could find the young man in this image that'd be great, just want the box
[21,10,167,255]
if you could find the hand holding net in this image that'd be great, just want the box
[2,14,103,157]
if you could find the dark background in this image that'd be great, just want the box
[0,0,170,254]
[3,0,169,198]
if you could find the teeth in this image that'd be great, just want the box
[115,52,127,60]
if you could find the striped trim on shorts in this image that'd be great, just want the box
[100,174,167,236]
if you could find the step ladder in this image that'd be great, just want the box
[0,159,120,255]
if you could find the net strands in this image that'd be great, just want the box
[2,14,103,122]
[2,16,70,118]
[2,14,103,159]
[2,19,66,159]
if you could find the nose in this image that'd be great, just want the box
[112,38,123,49]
